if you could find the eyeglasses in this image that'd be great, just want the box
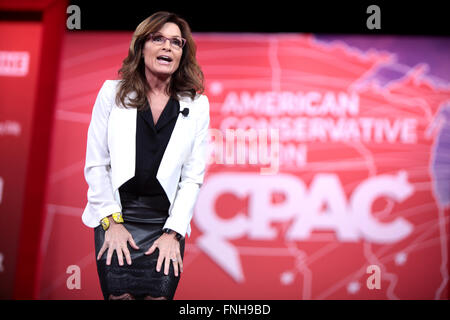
[148,34,186,50]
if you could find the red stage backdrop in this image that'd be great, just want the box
[0,21,42,298]
[37,32,450,299]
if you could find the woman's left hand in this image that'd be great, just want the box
[145,232,183,276]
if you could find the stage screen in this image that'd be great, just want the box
[37,31,450,299]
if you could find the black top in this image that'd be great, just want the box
[118,97,180,211]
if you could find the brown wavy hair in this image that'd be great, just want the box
[116,11,204,109]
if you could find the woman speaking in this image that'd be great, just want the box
[81,11,209,300]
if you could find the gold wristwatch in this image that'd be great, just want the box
[101,212,124,231]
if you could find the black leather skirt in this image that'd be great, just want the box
[94,193,185,300]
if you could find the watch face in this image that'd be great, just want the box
[112,212,124,223]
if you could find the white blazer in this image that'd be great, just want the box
[82,80,210,237]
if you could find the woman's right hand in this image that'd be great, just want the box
[97,219,140,266]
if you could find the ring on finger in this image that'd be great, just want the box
[171,257,177,262]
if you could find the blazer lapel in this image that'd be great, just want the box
[109,105,137,192]
[156,97,194,204]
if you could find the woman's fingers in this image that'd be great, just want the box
[148,236,183,275]
[128,236,139,250]
[145,242,157,256]
[99,227,139,266]
[155,247,169,273]
[177,252,183,274]
[164,254,171,275]
[156,249,164,273]
[160,250,183,276]
[106,246,113,266]
[122,245,132,265]
[97,243,107,261]
[104,242,125,266]
[116,246,124,266]
[172,256,179,277]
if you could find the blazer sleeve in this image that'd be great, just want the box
[83,80,122,226]
[163,95,210,237]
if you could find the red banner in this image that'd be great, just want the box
[0,21,42,298]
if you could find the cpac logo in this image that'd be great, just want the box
[194,171,414,282]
